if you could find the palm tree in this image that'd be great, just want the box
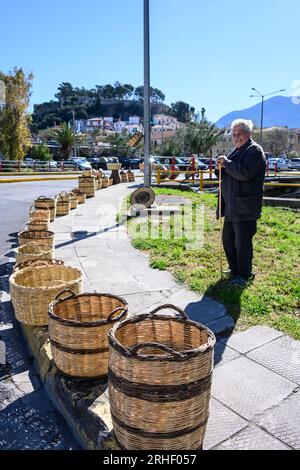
[201,108,206,121]
[183,120,224,156]
[55,123,75,160]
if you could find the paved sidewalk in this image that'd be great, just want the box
[51,182,299,450]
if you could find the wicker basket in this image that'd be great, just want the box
[29,205,50,223]
[96,178,102,190]
[78,176,96,198]
[69,192,78,210]
[107,163,122,171]
[13,259,64,273]
[71,188,86,204]
[18,230,54,248]
[127,170,135,183]
[27,219,50,231]
[10,265,83,326]
[48,291,128,379]
[101,176,109,188]
[34,196,57,222]
[109,177,113,186]
[108,304,215,450]
[56,193,71,216]
[14,243,54,263]
[82,170,93,177]
[120,171,128,183]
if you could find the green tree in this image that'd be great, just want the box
[253,127,289,157]
[182,120,224,156]
[0,67,33,160]
[55,123,75,159]
[170,101,192,123]
[55,82,74,106]
[30,144,52,161]
[104,130,130,157]
[152,137,182,156]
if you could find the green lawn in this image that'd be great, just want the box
[126,188,300,339]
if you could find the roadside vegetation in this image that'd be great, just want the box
[125,188,300,339]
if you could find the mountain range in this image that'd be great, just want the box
[215,96,300,129]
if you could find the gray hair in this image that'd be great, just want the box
[231,119,254,134]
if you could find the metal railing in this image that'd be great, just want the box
[0,160,81,173]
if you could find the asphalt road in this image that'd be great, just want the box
[0,180,81,450]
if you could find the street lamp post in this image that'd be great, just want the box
[250,87,286,144]
[143,0,151,187]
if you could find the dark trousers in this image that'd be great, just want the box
[222,220,257,279]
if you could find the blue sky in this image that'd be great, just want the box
[1,0,299,121]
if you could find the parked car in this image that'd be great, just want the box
[93,156,120,170]
[118,157,140,170]
[267,158,290,171]
[289,158,300,170]
[71,158,92,171]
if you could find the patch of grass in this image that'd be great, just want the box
[127,187,300,339]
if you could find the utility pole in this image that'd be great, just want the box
[250,87,286,144]
[72,108,77,158]
[143,0,151,187]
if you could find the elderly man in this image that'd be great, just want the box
[216,119,266,287]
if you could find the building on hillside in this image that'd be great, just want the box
[125,124,144,135]
[129,116,140,125]
[152,114,179,128]
[150,125,178,147]
[86,117,104,132]
[114,120,127,132]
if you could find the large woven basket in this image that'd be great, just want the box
[48,291,128,379]
[18,230,54,248]
[29,205,50,223]
[14,243,54,263]
[13,259,64,273]
[82,170,93,177]
[109,177,113,186]
[71,188,86,204]
[96,178,102,190]
[56,193,71,216]
[120,171,128,183]
[27,219,49,231]
[108,304,216,450]
[10,265,83,326]
[78,176,96,198]
[34,196,57,222]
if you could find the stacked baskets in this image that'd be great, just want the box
[78,176,96,198]
[71,188,86,204]
[15,242,54,263]
[34,196,56,222]
[56,192,71,216]
[18,230,54,248]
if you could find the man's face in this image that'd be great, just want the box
[232,126,250,148]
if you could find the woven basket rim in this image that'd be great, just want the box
[18,230,54,238]
[10,265,82,292]
[108,312,216,361]
[15,243,52,253]
[48,292,128,327]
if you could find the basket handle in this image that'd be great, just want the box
[148,304,188,320]
[36,196,50,201]
[54,289,77,302]
[107,306,128,323]
[130,342,185,358]
[14,259,53,271]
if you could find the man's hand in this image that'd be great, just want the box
[216,156,229,169]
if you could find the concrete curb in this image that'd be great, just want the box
[0,176,79,184]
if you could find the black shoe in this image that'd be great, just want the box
[223,269,238,279]
[229,274,255,288]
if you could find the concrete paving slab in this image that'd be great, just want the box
[255,392,300,449]
[220,326,283,353]
[214,424,290,450]
[123,291,168,316]
[247,335,300,385]
[214,341,241,367]
[207,315,235,335]
[135,270,180,291]
[212,356,297,420]
[203,398,247,450]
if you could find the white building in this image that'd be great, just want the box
[129,116,140,125]
[125,124,144,135]
[152,114,179,128]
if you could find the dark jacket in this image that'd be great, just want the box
[216,138,266,222]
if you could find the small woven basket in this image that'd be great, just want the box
[109,177,113,186]
[96,178,102,190]
[108,304,216,450]
[14,243,54,263]
[34,196,57,222]
[29,205,51,223]
[107,163,122,171]
[18,230,54,248]
[127,170,135,182]
[27,219,50,231]
[71,188,86,204]
[69,192,78,210]
[82,170,93,177]
[101,176,109,188]
[78,176,96,198]
[9,264,83,326]
[120,171,128,183]
[56,193,71,216]
[48,291,128,379]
